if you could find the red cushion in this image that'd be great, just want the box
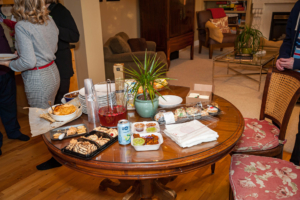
[230,154,300,200]
[234,118,280,152]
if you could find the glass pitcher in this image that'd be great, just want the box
[98,79,128,128]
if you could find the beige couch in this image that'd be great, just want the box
[104,32,168,80]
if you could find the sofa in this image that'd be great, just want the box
[104,32,168,80]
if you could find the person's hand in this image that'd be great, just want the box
[276,59,284,71]
[14,51,18,56]
[278,58,294,70]
[0,60,11,67]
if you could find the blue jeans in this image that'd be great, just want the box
[0,71,21,148]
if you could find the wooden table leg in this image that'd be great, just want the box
[100,178,177,200]
[123,181,141,200]
[153,180,177,200]
[99,178,135,193]
[158,176,177,185]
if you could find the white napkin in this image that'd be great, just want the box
[164,120,219,148]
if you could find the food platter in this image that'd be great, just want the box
[50,124,88,141]
[61,130,118,160]
[131,133,163,151]
[153,103,221,125]
[0,54,17,61]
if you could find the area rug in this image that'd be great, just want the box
[167,46,300,153]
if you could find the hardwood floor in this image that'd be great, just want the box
[0,116,292,200]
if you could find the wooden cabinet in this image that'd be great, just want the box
[139,0,195,68]
[0,0,14,4]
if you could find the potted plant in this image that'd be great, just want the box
[235,26,264,58]
[124,52,169,118]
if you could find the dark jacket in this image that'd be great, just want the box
[0,24,12,75]
[278,0,300,70]
[49,3,80,79]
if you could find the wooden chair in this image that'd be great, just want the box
[196,10,239,59]
[228,68,300,199]
[232,67,300,158]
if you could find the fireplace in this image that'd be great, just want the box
[269,12,290,41]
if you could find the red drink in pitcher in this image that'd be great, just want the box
[98,105,127,127]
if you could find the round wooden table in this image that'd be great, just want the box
[42,85,244,200]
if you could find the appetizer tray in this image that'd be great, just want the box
[61,131,118,160]
[153,103,221,125]
[50,124,88,141]
[131,133,163,151]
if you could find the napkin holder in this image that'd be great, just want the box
[186,84,213,104]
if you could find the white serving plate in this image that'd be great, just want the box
[131,121,160,133]
[0,54,17,61]
[159,95,183,108]
[48,104,78,122]
[131,133,163,151]
[79,84,116,97]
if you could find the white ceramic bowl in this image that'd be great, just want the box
[158,95,183,108]
[48,104,78,122]
[131,133,163,151]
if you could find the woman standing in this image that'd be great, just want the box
[36,0,79,170]
[0,0,60,109]
[46,0,80,104]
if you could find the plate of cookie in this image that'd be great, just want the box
[50,124,88,141]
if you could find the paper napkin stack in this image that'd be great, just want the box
[164,120,219,148]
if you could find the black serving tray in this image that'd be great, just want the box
[50,124,88,141]
[61,131,118,160]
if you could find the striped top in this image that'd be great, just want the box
[294,32,300,59]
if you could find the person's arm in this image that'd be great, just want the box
[9,24,37,72]
[56,8,80,43]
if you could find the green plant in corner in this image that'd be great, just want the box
[123,51,171,106]
[235,26,265,55]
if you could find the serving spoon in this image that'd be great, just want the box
[48,101,54,113]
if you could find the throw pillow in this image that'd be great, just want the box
[109,36,132,54]
[210,16,230,34]
[127,38,147,52]
[205,21,223,43]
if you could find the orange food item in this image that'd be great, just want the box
[53,104,77,115]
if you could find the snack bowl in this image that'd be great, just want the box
[63,91,79,102]
[134,123,145,132]
[48,104,78,122]
[131,133,163,151]
[159,95,183,108]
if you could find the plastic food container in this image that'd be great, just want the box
[131,121,160,133]
[50,124,88,141]
[153,103,221,125]
[131,133,163,151]
[61,131,118,160]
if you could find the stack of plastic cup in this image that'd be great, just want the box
[84,79,100,127]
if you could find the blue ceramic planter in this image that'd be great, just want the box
[135,94,158,118]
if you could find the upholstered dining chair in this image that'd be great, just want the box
[229,154,300,200]
[211,68,300,175]
[196,10,239,59]
[232,68,300,158]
